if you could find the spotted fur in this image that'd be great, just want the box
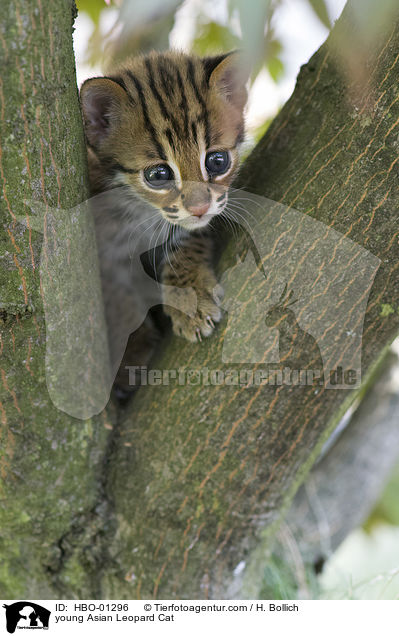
[80,50,248,364]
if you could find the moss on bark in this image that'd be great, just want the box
[1,0,399,600]
[0,0,116,598]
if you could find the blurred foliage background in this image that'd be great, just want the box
[320,465,399,599]
[74,0,349,143]
[76,0,332,71]
[73,0,399,599]
[261,463,399,600]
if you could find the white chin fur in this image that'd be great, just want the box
[178,214,213,230]
[175,204,223,230]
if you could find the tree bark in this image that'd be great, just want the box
[103,4,399,598]
[0,1,116,598]
[1,0,399,600]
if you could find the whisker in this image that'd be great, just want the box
[225,202,257,227]
[223,207,254,236]
[152,219,168,282]
[220,212,240,240]
[128,212,160,258]
[129,216,163,278]
[162,224,178,277]
[228,187,267,205]
[128,216,163,268]
[225,200,258,225]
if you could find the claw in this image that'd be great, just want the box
[206,315,215,328]
[195,327,202,342]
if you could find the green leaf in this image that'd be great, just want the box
[268,56,284,82]
[306,0,332,29]
[191,21,241,57]
[364,462,399,529]
[76,0,109,25]
[253,117,273,143]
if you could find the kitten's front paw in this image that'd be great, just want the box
[163,278,224,343]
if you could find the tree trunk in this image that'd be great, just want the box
[0,0,116,598]
[103,4,399,599]
[1,0,398,600]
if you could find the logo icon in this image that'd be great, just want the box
[2,602,50,633]
[219,196,380,387]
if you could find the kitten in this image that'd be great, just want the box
[80,51,248,386]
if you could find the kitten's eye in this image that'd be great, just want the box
[144,164,174,188]
[205,151,230,176]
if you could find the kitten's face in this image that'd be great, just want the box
[80,52,248,231]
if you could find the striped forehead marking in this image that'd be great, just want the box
[110,55,214,161]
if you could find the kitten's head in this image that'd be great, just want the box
[80,51,248,230]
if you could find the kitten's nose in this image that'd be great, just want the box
[187,202,210,217]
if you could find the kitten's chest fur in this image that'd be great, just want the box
[93,187,161,279]
[91,184,169,374]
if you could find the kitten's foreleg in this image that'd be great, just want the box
[161,233,223,342]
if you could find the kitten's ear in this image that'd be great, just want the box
[80,77,128,149]
[205,51,249,111]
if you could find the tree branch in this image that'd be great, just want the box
[103,3,399,599]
